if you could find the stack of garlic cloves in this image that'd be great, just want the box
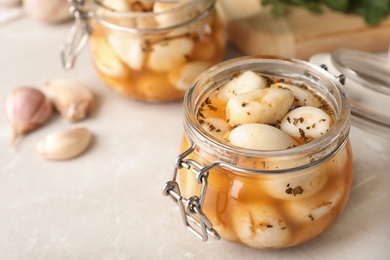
[5,79,96,160]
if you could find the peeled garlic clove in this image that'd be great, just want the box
[233,203,291,249]
[271,82,322,107]
[226,87,294,126]
[208,215,237,242]
[200,117,230,141]
[262,168,328,200]
[44,79,95,122]
[147,39,194,72]
[108,33,146,71]
[280,106,332,143]
[146,37,194,72]
[217,71,267,102]
[90,37,127,77]
[153,0,191,28]
[5,86,52,143]
[285,180,345,223]
[36,128,93,160]
[100,0,131,11]
[228,124,297,150]
[168,61,212,91]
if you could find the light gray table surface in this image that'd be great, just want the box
[0,11,389,260]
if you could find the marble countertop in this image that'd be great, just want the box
[0,10,389,260]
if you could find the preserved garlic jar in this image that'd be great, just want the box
[62,0,225,102]
[163,56,353,249]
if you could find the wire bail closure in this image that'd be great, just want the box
[162,141,221,241]
[61,0,91,70]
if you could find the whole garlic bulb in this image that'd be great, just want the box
[5,86,52,143]
[23,0,71,24]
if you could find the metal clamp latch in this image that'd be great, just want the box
[61,0,91,70]
[162,142,221,241]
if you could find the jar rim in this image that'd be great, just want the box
[184,55,351,167]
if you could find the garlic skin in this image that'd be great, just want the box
[36,128,93,160]
[44,79,95,122]
[5,86,52,143]
[23,0,71,24]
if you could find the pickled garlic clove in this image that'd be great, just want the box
[262,168,328,200]
[153,0,191,28]
[137,73,182,101]
[280,106,332,143]
[270,82,323,107]
[227,124,297,150]
[44,79,95,122]
[208,215,237,242]
[285,180,345,223]
[108,33,146,71]
[100,0,131,11]
[226,86,294,126]
[5,86,52,144]
[129,0,154,12]
[146,38,194,72]
[89,37,127,77]
[168,61,212,91]
[36,127,93,160]
[200,117,230,140]
[233,203,291,249]
[217,71,267,102]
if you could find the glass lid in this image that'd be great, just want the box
[330,49,390,130]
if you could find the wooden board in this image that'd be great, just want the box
[223,6,390,60]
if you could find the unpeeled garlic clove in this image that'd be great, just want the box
[44,79,95,122]
[23,0,71,24]
[36,127,93,160]
[5,86,52,143]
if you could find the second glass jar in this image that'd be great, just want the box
[71,0,225,102]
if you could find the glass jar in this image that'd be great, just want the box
[163,56,353,249]
[62,0,225,102]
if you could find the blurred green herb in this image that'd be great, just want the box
[262,0,390,25]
